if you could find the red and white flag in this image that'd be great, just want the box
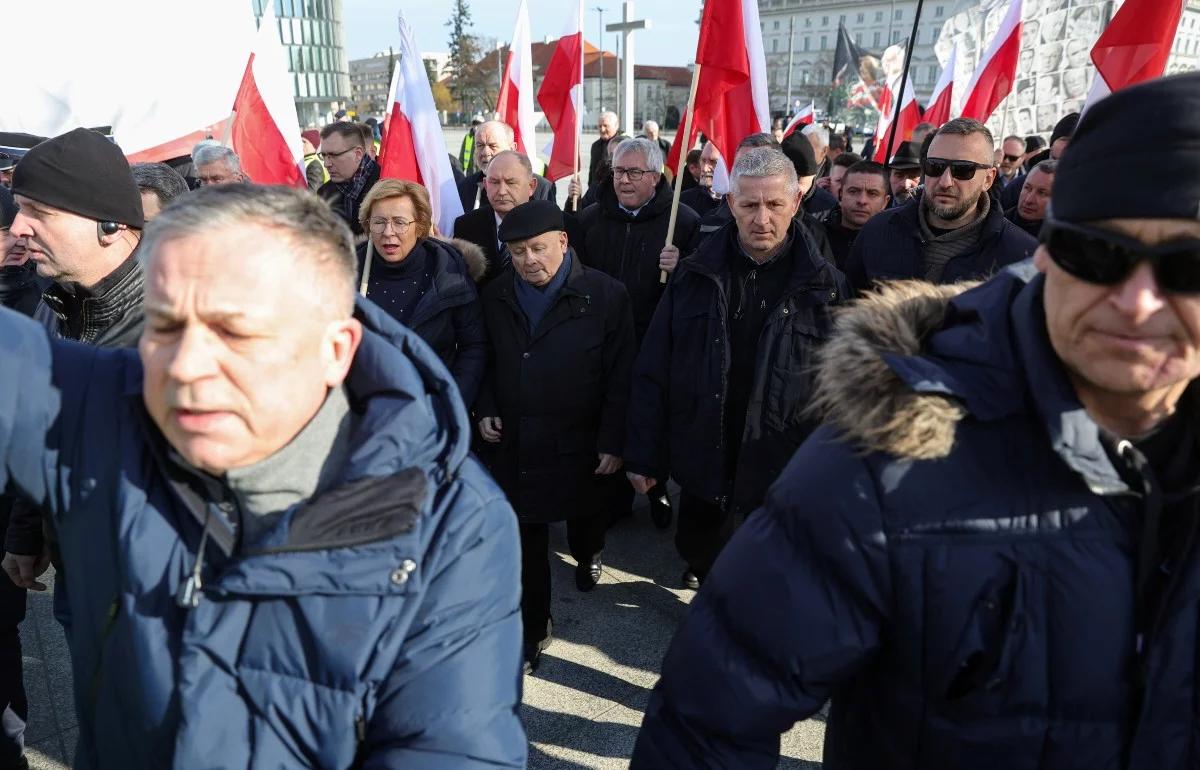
[228,1,304,186]
[1083,0,1185,111]
[960,0,1022,123]
[924,44,957,128]
[781,101,814,139]
[537,1,585,182]
[496,0,537,156]
[665,0,770,190]
[378,13,465,236]
[872,52,922,163]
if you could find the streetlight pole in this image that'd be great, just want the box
[595,6,606,112]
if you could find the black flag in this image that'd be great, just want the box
[831,23,885,112]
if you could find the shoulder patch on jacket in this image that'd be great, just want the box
[809,280,977,460]
[272,468,428,553]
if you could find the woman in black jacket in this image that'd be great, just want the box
[356,179,488,408]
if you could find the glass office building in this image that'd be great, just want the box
[252,0,351,127]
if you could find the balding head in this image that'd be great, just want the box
[486,151,537,216]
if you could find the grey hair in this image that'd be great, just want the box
[131,163,189,208]
[142,185,356,317]
[487,150,533,179]
[599,111,618,126]
[643,120,660,133]
[478,120,515,144]
[801,124,829,148]
[730,147,799,197]
[1032,159,1058,175]
[613,136,664,173]
[191,143,243,174]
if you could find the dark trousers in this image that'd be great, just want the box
[0,507,26,763]
[675,490,735,578]
[519,514,607,645]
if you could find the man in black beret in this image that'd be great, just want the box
[632,70,1200,770]
[475,199,636,674]
[844,118,1036,293]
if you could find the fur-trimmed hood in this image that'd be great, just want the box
[810,280,978,460]
[443,237,488,284]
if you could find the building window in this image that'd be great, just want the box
[895,8,903,20]
[857,12,864,22]
[875,11,883,22]
[772,38,779,52]
[873,31,881,47]
[803,36,810,51]
[804,17,811,27]
[893,29,903,43]
[821,16,828,25]
[935,5,944,18]
[839,14,845,23]
[856,32,862,45]
[773,20,779,29]
[820,34,827,49]
[928,65,938,82]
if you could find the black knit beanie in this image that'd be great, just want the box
[11,128,144,228]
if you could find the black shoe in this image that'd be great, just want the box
[648,493,673,530]
[575,553,602,592]
[682,569,702,590]
[523,625,553,674]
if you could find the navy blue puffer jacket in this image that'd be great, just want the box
[0,298,525,769]
[633,266,1200,769]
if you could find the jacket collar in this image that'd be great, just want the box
[599,176,673,222]
[42,251,144,342]
[684,220,838,294]
[891,192,1009,244]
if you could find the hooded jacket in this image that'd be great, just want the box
[633,267,1200,769]
[844,193,1036,293]
[624,221,848,519]
[0,299,525,770]
[576,176,701,341]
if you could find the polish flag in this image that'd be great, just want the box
[1083,0,1185,111]
[924,44,957,128]
[781,101,815,139]
[496,0,537,156]
[228,1,304,186]
[960,0,1022,123]
[537,1,585,182]
[378,13,465,236]
[665,0,770,192]
[873,72,922,163]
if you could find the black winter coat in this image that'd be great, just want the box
[624,221,849,519]
[355,238,487,409]
[1005,206,1044,239]
[844,194,1037,293]
[477,255,635,524]
[317,162,381,236]
[633,267,1200,769]
[576,177,700,341]
[0,264,47,318]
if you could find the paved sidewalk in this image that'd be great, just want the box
[19,495,826,769]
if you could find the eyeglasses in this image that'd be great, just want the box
[922,157,994,181]
[1003,154,1022,163]
[369,217,415,234]
[612,167,656,181]
[318,147,360,161]
[1044,217,1200,294]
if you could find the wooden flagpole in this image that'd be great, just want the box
[661,62,702,284]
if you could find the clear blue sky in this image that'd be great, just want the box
[343,0,701,66]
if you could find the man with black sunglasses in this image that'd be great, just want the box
[631,71,1200,770]
[997,134,1026,186]
[844,118,1036,293]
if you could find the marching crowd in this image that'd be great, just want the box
[0,68,1197,769]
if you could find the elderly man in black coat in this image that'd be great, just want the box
[625,146,850,590]
[476,200,636,674]
[576,136,701,529]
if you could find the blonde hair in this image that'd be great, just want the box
[358,179,433,239]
